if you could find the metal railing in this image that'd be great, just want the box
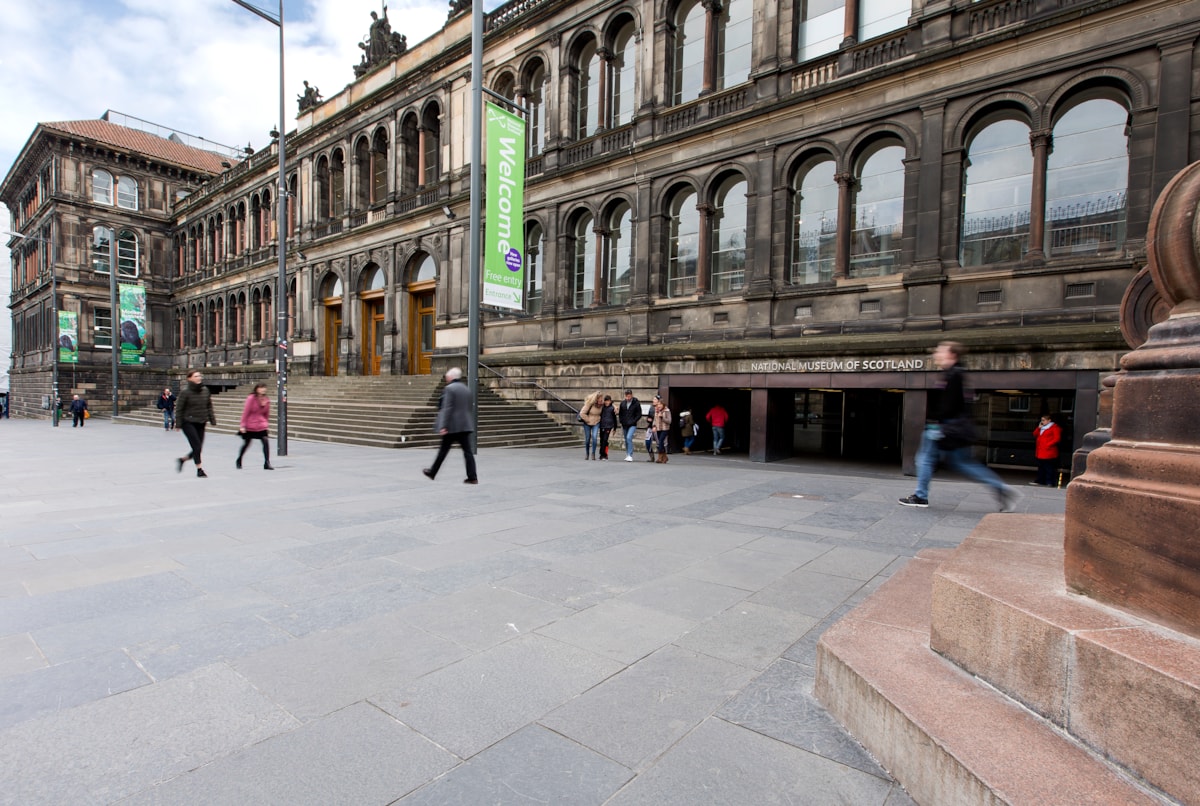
[477,362,581,418]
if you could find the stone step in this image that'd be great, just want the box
[814,536,1173,806]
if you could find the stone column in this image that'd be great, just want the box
[696,202,714,294]
[834,172,855,279]
[1026,129,1051,262]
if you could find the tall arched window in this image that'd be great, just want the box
[524,62,546,158]
[672,1,706,105]
[371,128,389,204]
[791,159,839,284]
[91,226,113,273]
[251,288,262,340]
[316,156,331,220]
[1046,98,1128,257]
[571,213,596,308]
[718,0,753,91]
[117,176,138,210]
[400,114,420,192]
[604,203,634,305]
[261,189,272,243]
[526,221,544,314]
[421,105,441,186]
[355,137,371,209]
[414,255,436,283]
[961,119,1032,266]
[575,37,601,138]
[667,189,700,296]
[851,144,905,276]
[250,195,262,249]
[609,23,637,128]
[711,177,748,293]
[287,175,298,236]
[330,150,346,216]
[92,169,113,205]
[117,230,139,278]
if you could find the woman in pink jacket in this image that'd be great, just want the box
[236,383,273,470]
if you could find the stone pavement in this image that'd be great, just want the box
[0,419,1066,805]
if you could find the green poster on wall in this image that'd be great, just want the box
[58,310,78,364]
[119,283,147,365]
[483,102,526,310]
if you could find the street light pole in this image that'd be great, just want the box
[110,229,119,417]
[231,0,288,456]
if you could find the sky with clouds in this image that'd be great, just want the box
[0,0,483,388]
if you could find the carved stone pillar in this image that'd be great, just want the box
[593,225,607,306]
[696,202,714,294]
[596,48,611,133]
[834,172,855,280]
[701,0,721,96]
[1026,129,1052,262]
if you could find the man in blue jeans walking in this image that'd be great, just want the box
[617,389,642,462]
[899,341,1022,512]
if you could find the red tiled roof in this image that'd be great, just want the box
[40,119,234,175]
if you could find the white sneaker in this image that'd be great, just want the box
[624,456,633,462]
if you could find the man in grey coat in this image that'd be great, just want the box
[423,367,479,484]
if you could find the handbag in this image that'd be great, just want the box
[83,409,91,419]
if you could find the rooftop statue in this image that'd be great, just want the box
[297,81,323,113]
[353,4,408,78]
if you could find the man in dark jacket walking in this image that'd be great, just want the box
[69,395,88,427]
[423,367,478,484]
[898,341,1021,512]
[617,389,642,462]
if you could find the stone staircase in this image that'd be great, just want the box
[115,375,582,450]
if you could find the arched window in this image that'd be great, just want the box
[609,22,637,128]
[261,287,273,341]
[261,189,273,243]
[92,169,113,205]
[330,150,346,216]
[851,144,905,276]
[117,230,139,278]
[672,1,706,105]
[571,212,596,308]
[604,203,634,305]
[250,195,262,249]
[791,158,839,284]
[421,105,441,186]
[316,156,331,220]
[400,114,420,193]
[355,137,371,209]
[371,128,389,204]
[91,226,113,274]
[414,255,436,283]
[287,277,297,338]
[1046,98,1128,257]
[321,273,344,298]
[575,37,601,138]
[718,0,753,91]
[667,189,700,296]
[250,288,262,340]
[234,292,247,342]
[524,62,547,158]
[235,202,247,253]
[711,177,748,293]
[525,221,544,314]
[961,119,1032,266]
[362,266,385,291]
[117,176,138,210]
[287,174,298,236]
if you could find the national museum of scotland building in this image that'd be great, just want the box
[4,0,1197,470]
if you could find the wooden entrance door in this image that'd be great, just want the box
[362,295,384,375]
[408,283,435,375]
[323,303,342,376]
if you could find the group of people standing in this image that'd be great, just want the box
[578,390,730,463]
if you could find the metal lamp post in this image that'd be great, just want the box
[232,0,288,456]
[4,231,59,425]
[110,230,118,417]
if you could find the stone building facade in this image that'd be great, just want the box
[5,0,1198,471]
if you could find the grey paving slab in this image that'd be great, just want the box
[120,702,458,806]
[396,583,574,650]
[535,599,696,664]
[748,567,872,619]
[399,724,632,805]
[128,615,294,680]
[627,523,763,558]
[372,633,624,759]
[0,662,299,805]
[0,648,150,730]
[0,571,203,635]
[494,567,621,610]
[674,600,818,671]
[617,573,748,622]
[603,716,895,806]
[799,545,901,581]
[546,542,696,588]
[541,644,758,770]
[0,632,45,678]
[677,545,807,591]
[742,533,837,563]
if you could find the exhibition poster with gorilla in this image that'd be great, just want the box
[118,284,147,365]
[58,311,78,364]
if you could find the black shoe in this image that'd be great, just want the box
[464,478,478,484]
[196,469,208,478]
[264,463,273,470]
[236,458,242,469]
[998,487,1024,513]
[898,495,929,508]
[422,468,435,480]
[176,458,184,473]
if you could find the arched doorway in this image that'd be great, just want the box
[320,273,343,376]
[407,254,437,375]
[361,264,386,375]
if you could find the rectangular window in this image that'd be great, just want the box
[859,0,910,42]
[95,307,113,349]
[800,0,845,63]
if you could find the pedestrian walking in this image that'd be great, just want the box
[707,403,729,454]
[422,367,478,484]
[579,389,603,460]
[598,395,617,460]
[69,394,88,428]
[156,387,176,431]
[175,369,216,478]
[618,389,642,462]
[653,395,672,463]
[644,411,657,462]
[898,341,1022,511]
[679,409,697,454]
[1031,414,1062,486]
[236,383,273,470]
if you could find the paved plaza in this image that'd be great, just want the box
[0,418,1066,805]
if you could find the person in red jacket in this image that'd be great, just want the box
[1032,414,1062,486]
[236,383,273,470]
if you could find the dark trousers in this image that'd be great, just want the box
[238,430,270,465]
[599,428,612,459]
[181,421,207,466]
[429,431,477,480]
[72,412,85,427]
[1035,457,1058,486]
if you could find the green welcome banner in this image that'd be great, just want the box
[118,283,147,365]
[483,102,526,310]
[58,311,78,364]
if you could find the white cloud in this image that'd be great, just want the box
[1,0,463,367]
